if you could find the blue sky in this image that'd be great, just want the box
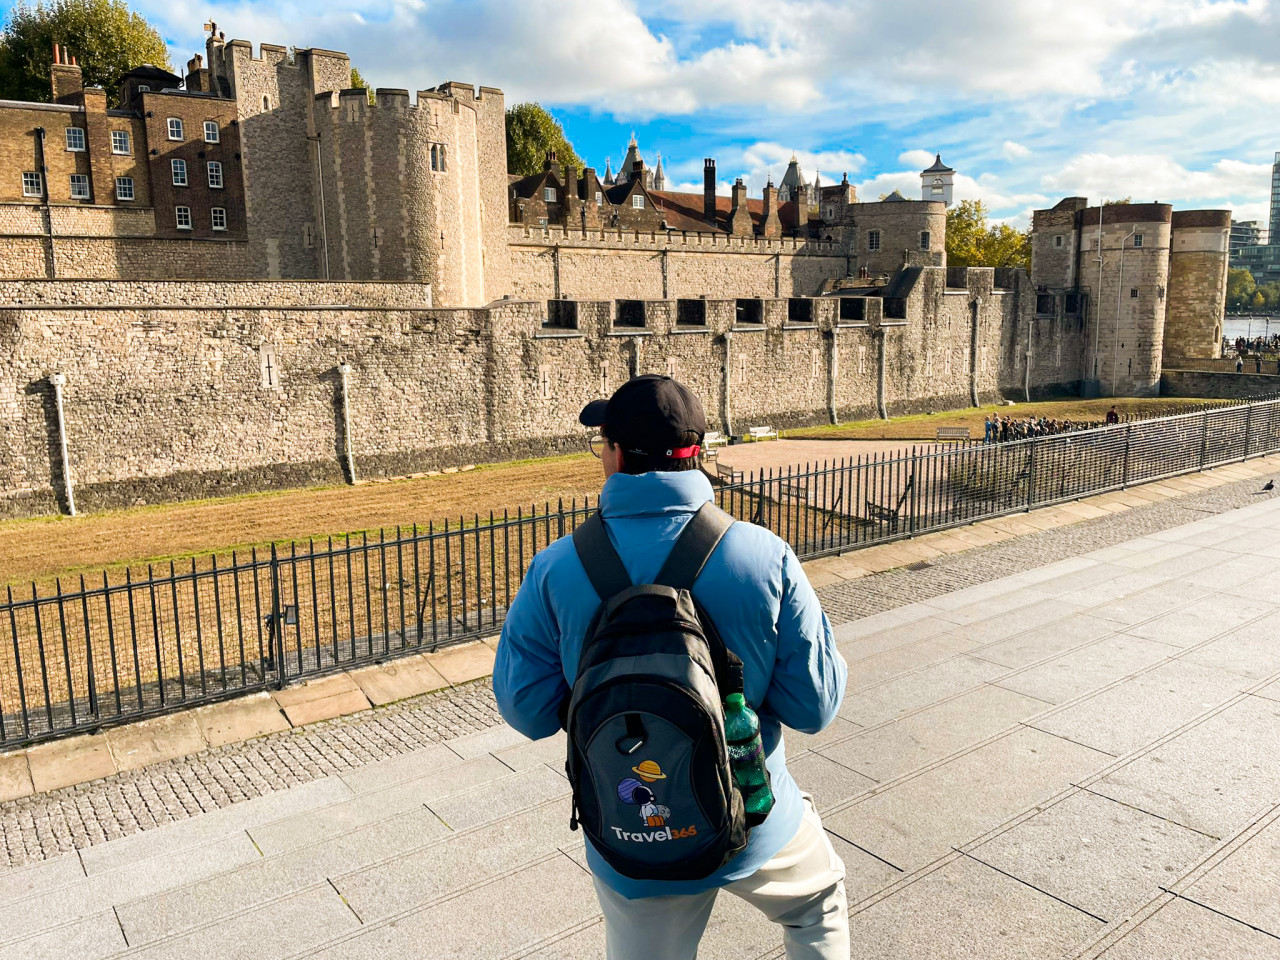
[9,0,1279,228]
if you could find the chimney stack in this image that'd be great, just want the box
[50,44,84,104]
[703,158,717,226]
[728,178,753,237]
[761,179,781,238]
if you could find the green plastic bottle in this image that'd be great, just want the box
[724,693,774,818]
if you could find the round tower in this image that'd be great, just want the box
[1164,210,1231,361]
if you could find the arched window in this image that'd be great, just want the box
[262,95,270,111]
[931,178,944,195]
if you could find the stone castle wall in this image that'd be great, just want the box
[1,269,1057,519]
[1159,369,1280,399]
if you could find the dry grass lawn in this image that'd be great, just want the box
[787,396,1220,442]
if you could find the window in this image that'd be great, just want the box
[919,231,931,251]
[1130,288,1139,299]
[175,206,192,230]
[167,117,184,141]
[262,96,270,111]
[595,191,603,205]
[65,127,85,151]
[429,143,447,172]
[171,159,187,186]
[69,174,89,199]
[111,130,131,155]
[1133,233,1143,248]
[1036,294,1055,316]
[544,186,556,203]
[1054,235,1063,248]
[867,229,881,252]
[207,161,223,189]
[632,194,644,209]
[115,177,134,201]
[137,84,150,93]
[21,172,42,197]
[203,121,220,143]
[211,207,227,231]
[931,178,944,195]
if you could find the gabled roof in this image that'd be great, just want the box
[509,169,562,200]
[123,64,182,87]
[882,189,908,202]
[650,190,821,235]
[922,153,953,173]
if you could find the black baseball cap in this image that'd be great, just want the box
[579,375,707,457]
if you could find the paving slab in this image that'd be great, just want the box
[424,639,497,685]
[192,692,291,747]
[338,743,464,794]
[520,920,606,959]
[1083,580,1215,627]
[971,614,1122,669]
[823,728,1111,872]
[106,712,206,773]
[929,586,1064,627]
[945,598,1087,646]
[783,716,861,757]
[835,616,956,661]
[1088,695,1280,839]
[838,655,1013,727]
[116,882,360,960]
[786,753,876,812]
[819,684,1052,783]
[349,654,450,706]
[270,673,361,709]
[0,751,32,803]
[846,633,982,690]
[310,854,597,960]
[846,855,1100,960]
[0,909,126,960]
[444,721,528,760]
[971,789,1218,921]
[25,733,115,793]
[279,687,372,727]
[116,805,450,946]
[250,755,511,856]
[491,730,567,772]
[1182,813,1280,937]
[1179,617,1280,680]
[333,800,573,921]
[831,603,939,642]
[1028,659,1255,757]
[78,775,354,875]
[1123,593,1277,649]
[993,634,1181,706]
[427,763,570,832]
[1086,896,1280,959]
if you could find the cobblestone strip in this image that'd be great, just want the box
[1,468,1276,870]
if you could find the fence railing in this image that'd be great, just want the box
[3,395,1280,748]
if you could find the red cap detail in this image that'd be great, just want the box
[665,445,701,458]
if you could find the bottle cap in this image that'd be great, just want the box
[726,693,745,710]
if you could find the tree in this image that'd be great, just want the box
[0,0,170,107]
[1103,197,1133,205]
[505,102,583,177]
[349,66,373,105]
[945,199,1031,271]
[1226,267,1256,311]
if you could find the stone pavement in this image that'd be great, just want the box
[0,475,1279,957]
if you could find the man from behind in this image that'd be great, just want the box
[493,375,850,959]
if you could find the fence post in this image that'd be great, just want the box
[909,450,920,535]
[1026,441,1036,511]
[1198,409,1208,470]
[1121,423,1132,489]
[268,544,285,689]
[1244,403,1253,460]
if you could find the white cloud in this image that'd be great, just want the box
[1002,140,1031,160]
[1041,153,1270,209]
[898,149,938,169]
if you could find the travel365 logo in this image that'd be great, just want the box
[613,760,697,842]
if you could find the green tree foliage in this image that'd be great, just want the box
[349,66,374,104]
[0,0,170,107]
[945,199,1031,271]
[1226,267,1256,310]
[1103,197,1133,205]
[505,102,583,177]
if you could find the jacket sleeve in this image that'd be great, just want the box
[492,555,570,741]
[761,544,847,734]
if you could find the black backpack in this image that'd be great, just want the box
[563,502,761,881]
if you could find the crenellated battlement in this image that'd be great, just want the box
[508,223,843,256]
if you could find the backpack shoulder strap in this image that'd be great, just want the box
[571,512,632,600]
[654,502,735,590]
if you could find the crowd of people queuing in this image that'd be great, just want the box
[982,406,1119,444]
[1226,334,1279,356]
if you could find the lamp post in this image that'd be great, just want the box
[50,372,75,515]
[338,363,355,484]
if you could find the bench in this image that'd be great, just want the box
[864,476,914,533]
[747,425,778,442]
[715,461,744,483]
[936,426,970,442]
[703,430,728,461]
[781,479,809,503]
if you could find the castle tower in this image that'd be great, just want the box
[779,155,806,203]
[921,154,954,207]
[1165,210,1231,361]
[652,152,665,191]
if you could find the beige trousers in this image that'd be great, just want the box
[592,795,849,960]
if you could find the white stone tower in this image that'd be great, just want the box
[921,154,954,207]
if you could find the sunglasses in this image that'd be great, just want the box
[588,435,606,458]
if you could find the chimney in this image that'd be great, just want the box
[186,52,209,93]
[50,44,84,105]
[729,178,753,237]
[703,158,717,226]
[761,180,781,238]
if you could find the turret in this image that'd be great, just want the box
[921,154,955,207]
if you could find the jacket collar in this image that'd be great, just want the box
[598,470,715,519]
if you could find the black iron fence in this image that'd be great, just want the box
[3,396,1280,748]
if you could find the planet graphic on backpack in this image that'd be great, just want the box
[617,761,672,827]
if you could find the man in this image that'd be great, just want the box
[493,374,850,960]
[1106,405,1120,426]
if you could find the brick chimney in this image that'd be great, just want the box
[544,149,562,181]
[50,44,84,105]
[703,158,717,227]
[761,179,782,238]
[729,178,753,237]
[186,53,210,93]
[581,167,602,230]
